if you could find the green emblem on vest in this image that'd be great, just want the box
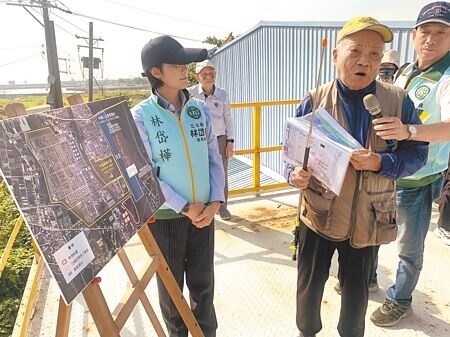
[187,106,202,119]
[415,85,430,100]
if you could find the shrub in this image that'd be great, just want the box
[0,298,21,337]
[0,180,33,336]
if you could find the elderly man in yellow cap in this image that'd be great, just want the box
[284,16,428,337]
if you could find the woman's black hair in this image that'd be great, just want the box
[145,65,164,89]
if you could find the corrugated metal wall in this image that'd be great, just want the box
[211,21,416,176]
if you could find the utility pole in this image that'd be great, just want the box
[76,23,103,102]
[7,0,64,108]
[88,22,93,102]
[42,0,63,109]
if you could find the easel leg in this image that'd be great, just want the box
[138,225,205,337]
[55,296,72,337]
[82,279,121,337]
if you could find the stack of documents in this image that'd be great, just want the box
[282,108,363,195]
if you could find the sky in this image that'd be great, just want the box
[0,0,432,85]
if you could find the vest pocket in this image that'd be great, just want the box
[351,191,397,248]
[373,199,397,244]
[303,179,336,232]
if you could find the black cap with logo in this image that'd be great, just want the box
[141,35,207,77]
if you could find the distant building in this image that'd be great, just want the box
[210,21,415,176]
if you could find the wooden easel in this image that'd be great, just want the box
[4,97,205,337]
[56,224,204,337]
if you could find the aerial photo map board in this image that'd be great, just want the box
[0,97,164,304]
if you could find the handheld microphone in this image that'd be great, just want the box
[363,94,397,149]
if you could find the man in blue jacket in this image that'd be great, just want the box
[284,17,428,337]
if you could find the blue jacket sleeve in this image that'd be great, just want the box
[378,96,429,180]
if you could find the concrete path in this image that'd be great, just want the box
[28,189,450,337]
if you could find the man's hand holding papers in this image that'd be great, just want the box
[350,149,382,171]
[291,166,313,190]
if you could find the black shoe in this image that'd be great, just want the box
[298,332,316,337]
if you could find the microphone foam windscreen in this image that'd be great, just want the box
[363,94,380,115]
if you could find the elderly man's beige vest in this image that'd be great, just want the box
[301,80,407,248]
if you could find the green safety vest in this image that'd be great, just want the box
[395,53,450,185]
[138,95,211,218]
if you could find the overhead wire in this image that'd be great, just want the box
[50,3,205,43]
[0,53,45,67]
[51,10,89,35]
[4,0,227,81]
[69,11,204,43]
[28,6,73,36]
[27,5,84,77]
[23,5,44,27]
[102,0,228,31]
[0,45,43,50]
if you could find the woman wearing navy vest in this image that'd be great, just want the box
[132,35,225,337]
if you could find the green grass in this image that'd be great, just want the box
[0,89,150,119]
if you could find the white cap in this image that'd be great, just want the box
[195,59,215,73]
[381,49,400,68]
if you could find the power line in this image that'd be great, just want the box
[51,9,89,34]
[0,45,43,50]
[22,4,44,27]
[66,10,204,43]
[0,52,44,67]
[45,2,205,43]
[8,1,208,43]
[102,0,228,31]
[28,5,75,36]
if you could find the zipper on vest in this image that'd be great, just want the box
[348,116,372,238]
[348,171,362,237]
[177,118,196,203]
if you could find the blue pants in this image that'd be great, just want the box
[386,176,444,307]
[438,155,450,229]
[150,217,217,337]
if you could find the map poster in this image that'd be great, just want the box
[282,108,363,195]
[0,97,165,304]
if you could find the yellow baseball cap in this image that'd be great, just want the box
[337,16,393,43]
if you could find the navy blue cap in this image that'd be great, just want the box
[414,1,450,28]
[141,35,207,76]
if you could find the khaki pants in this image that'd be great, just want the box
[216,135,228,211]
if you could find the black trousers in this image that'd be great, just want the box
[438,155,450,230]
[296,225,376,337]
[150,216,217,337]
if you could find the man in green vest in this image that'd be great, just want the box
[369,1,450,327]
[132,35,225,337]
